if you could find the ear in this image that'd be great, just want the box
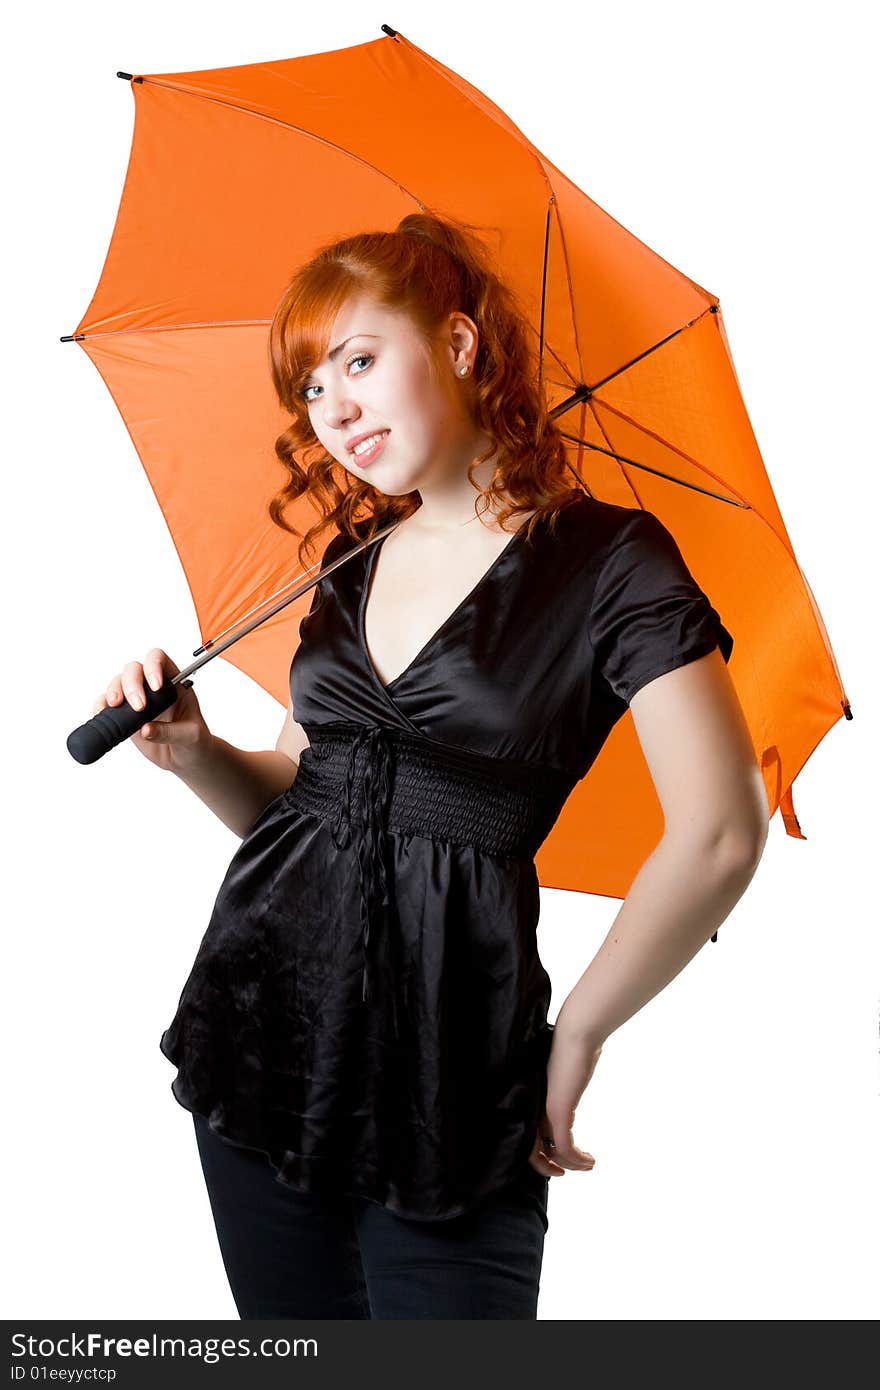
[445,310,479,372]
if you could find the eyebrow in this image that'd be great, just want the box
[328,333,380,362]
[303,334,380,388]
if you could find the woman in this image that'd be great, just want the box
[94,212,767,1319]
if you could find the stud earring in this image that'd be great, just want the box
[459,366,469,376]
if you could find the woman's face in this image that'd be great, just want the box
[300,291,480,497]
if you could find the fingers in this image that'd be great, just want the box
[92,649,175,717]
[529,1132,566,1179]
[526,1108,584,1180]
[541,1100,595,1173]
[108,660,148,712]
[533,1030,604,1177]
[144,646,180,688]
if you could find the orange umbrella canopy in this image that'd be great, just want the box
[67,25,849,899]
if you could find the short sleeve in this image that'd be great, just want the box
[588,509,734,705]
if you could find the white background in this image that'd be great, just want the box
[4,0,876,1322]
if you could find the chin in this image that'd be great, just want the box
[366,480,413,499]
[358,465,421,498]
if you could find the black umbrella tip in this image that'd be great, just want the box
[380,25,398,38]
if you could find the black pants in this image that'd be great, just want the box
[192,1112,550,1319]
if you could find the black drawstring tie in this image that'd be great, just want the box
[288,720,579,1044]
[329,724,398,1035]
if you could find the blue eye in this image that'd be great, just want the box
[301,352,374,403]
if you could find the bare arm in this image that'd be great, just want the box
[559,645,768,1047]
[531,647,768,1177]
[559,822,761,1049]
[172,699,310,839]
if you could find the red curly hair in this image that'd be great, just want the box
[267,209,581,568]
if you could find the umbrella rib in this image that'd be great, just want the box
[528,302,720,430]
[537,196,552,396]
[528,334,577,393]
[545,306,724,496]
[544,183,586,383]
[581,397,755,511]
[559,406,820,652]
[585,408,643,510]
[130,75,430,212]
[557,431,745,508]
[390,34,587,382]
[562,397,596,498]
[68,317,273,340]
[589,306,718,395]
[533,191,587,436]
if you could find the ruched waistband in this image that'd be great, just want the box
[282,721,575,1036]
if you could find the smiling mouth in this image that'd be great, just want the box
[349,430,390,465]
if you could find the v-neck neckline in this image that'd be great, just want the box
[358,511,539,697]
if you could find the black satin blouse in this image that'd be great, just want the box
[159,490,734,1221]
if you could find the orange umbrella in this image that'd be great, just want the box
[63,24,850,903]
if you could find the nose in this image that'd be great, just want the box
[319,381,360,433]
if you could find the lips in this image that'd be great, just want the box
[349,430,390,467]
[346,429,390,454]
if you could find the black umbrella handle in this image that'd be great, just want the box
[66,675,193,765]
[65,524,400,767]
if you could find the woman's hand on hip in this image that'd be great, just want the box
[528,1013,603,1178]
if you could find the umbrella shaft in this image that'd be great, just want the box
[172,517,402,686]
